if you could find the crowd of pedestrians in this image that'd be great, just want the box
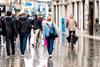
[0,10,58,60]
[0,10,78,60]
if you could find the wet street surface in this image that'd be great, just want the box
[0,33,100,67]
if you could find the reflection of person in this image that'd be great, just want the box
[20,59,25,67]
[6,58,11,67]
[47,59,53,67]
[5,57,16,67]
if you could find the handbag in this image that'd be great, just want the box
[46,22,58,38]
[41,33,47,46]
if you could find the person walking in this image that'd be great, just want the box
[39,16,43,31]
[17,13,32,56]
[42,16,58,60]
[0,17,3,47]
[32,15,41,46]
[1,11,17,58]
[67,15,78,45]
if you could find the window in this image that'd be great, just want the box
[72,2,74,16]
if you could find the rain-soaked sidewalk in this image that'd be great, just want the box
[0,33,100,67]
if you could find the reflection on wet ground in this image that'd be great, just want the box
[0,34,100,67]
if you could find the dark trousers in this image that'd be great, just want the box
[69,31,75,35]
[46,37,54,55]
[68,31,78,44]
[6,37,15,56]
[20,34,28,55]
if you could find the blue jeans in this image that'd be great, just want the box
[46,37,54,55]
[20,34,28,55]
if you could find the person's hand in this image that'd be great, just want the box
[43,35,45,39]
[32,25,34,28]
[32,25,33,28]
[15,37,19,42]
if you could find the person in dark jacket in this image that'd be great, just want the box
[39,16,43,31]
[17,13,32,56]
[0,17,2,34]
[33,15,41,30]
[32,15,41,46]
[0,17,3,47]
[0,16,4,35]
[1,11,17,57]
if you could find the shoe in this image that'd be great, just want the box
[21,54,24,58]
[48,55,52,61]
[32,44,34,48]
[21,55,24,57]
[49,58,52,61]
[49,55,52,59]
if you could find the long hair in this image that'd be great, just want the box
[47,16,51,21]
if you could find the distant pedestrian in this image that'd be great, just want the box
[67,15,78,44]
[1,11,17,58]
[32,15,41,46]
[39,16,43,31]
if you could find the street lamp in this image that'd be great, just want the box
[47,1,51,7]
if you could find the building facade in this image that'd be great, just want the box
[52,0,100,35]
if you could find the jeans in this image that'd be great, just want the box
[6,37,15,56]
[69,31,75,35]
[20,34,28,55]
[46,37,54,55]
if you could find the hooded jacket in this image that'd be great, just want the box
[17,16,32,35]
[2,16,17,38]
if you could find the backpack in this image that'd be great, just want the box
[46,22,58,38]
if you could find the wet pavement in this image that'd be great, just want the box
[0,33,100,67]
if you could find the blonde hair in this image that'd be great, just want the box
[47,16,51,21]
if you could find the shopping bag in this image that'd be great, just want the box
[41,33,48,47]
[44,38,47,47]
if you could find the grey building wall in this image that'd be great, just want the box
[52,0,100,34]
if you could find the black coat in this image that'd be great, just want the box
[32,18,41,30]
[17,16,32,35]
[0,17,3,34]
[2,16,17,38]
